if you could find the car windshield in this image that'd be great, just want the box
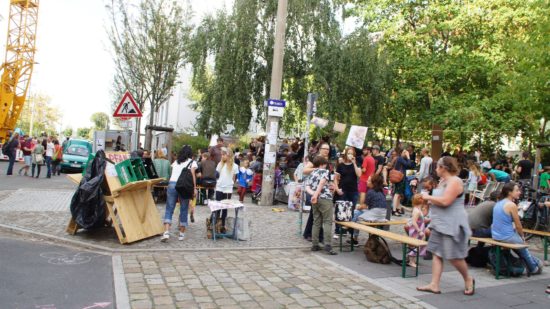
[66,145,89,157]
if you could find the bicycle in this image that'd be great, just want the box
[519,186,549,240]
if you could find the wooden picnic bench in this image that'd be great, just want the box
[469,237,529,279]
[336,221,427,278]
[523,229,550,261]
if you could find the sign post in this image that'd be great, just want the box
[113,91,142,151]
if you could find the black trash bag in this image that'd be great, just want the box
[70,150,107,230]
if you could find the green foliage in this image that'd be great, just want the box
[90,112,110,131]
[108,0,193,149]
[76,128,91,139]
[172,133,210,155]
[62,128,73,138]
[16,94,60,137]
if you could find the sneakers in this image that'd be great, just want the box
[178,232,185,241]
[160,231,170,242]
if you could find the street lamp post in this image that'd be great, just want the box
[260,0,288,206]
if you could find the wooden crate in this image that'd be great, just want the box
[66,173,165,244]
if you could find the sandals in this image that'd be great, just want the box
[464,278,475,296]
[416,286,441,294]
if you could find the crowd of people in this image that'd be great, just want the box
[3,132,66,178]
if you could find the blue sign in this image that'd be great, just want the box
[267,99,286,108]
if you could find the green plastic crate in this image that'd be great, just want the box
[115,158,149,185]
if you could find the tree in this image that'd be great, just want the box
[16,93,61,137]
[76,127,91,139]
[63,128,73,138]
[108,0,192,150]
[189,0,387,136]
[90,112,110,131]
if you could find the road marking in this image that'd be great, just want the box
[40,252,101,265]
[112,255,130,309]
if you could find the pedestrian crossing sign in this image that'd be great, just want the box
[113,91,142,118]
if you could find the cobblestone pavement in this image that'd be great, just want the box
[121,249,428,309]
[0,188,312,249]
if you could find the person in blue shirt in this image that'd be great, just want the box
[237,159,253,203]
[486,168,511,183]
[492,182,543,274]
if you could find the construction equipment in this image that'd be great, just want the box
[0,0,39,142]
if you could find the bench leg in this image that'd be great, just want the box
[339,226,343,252]
[212,212,217,241]
[350,228,354,252]
[495,246,501,280]
[401,243,407,278]
[416,248,420,277]
[543,236,548,261]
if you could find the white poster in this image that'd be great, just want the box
[311,117,328,128]
[346,125,368,149]
[333,122,346,133]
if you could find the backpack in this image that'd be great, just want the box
[487,248,525,277]
[465,246,491,267]
[364,235,396,264]
[175,160,195,199]
[335,200,353,222]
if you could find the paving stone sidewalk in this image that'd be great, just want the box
[121,249,428,309]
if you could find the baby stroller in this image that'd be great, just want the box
[250,169,283,204]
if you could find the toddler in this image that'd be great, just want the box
[237,159,253,202]
[406,194,427,267]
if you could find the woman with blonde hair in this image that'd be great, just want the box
[153,149,171,180]
[210,147,239,235]
[466,160,480,206]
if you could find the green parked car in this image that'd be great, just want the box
[60,139,93,173]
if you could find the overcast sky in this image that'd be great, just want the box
[0,0,232,131]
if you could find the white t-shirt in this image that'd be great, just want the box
[216,162,239,193]
[169,159,198,182]
[46,142,54,157]
[418,156,433,180]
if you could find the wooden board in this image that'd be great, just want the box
[523,229,550,237]
[470,237,528,249]
[66,173,82,185]
[361,220,407,226]
[336,221,427,247]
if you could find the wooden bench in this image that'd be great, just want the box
[523,229,550,261]
[469,237,529,279]
[361,220,408,226]
[336,221,427,278]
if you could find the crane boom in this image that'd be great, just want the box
[0,0,39,142]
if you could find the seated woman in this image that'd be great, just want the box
[348,174,387,244]
[491,182,543,274]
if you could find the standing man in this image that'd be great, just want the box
[515,151,534,181]
[372,145,385,176]
[418,148,433,183]
[359,146,375,207]
[209,137,224,165]
[18,136,33,176]
[407,144,417,168]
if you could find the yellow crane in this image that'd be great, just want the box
[0,0,39,142]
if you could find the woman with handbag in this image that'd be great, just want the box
[334,147,362,237]
[31,139,45,178]
[390,149,412,216]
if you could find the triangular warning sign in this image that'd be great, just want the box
[113,91,142,118]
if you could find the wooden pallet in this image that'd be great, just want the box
[66,173,165,244]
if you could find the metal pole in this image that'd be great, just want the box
[260,0,288,206]
[298,93,315,234]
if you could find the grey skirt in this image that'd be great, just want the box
[427,229,469,260]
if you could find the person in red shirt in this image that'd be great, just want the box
[359,146,375,207]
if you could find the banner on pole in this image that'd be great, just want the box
[311,117,328,128]
[333,122,346,133]
[346,125,368,149]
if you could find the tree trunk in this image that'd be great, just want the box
[144,103,154,151]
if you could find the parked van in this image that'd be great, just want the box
[60,139,92,173]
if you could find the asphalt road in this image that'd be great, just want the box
[0,161,77,190]
[0,236,115,309]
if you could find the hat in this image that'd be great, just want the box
[373,145,380,150]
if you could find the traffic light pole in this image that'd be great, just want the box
[260,0,288,206]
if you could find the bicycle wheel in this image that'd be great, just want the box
[522,202,539,240]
